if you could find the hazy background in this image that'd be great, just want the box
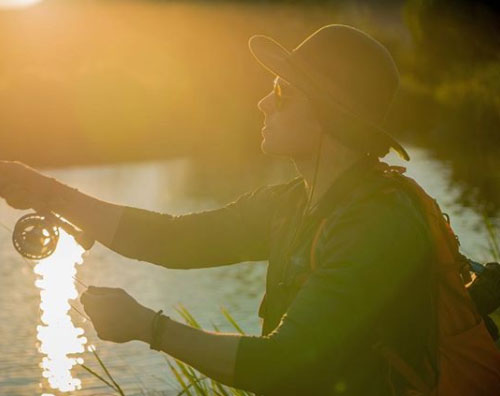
[1,0,499,214]
[1,1,500,394]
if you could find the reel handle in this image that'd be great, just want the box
[55,215,95,251]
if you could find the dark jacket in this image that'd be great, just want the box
[111,156,435,395]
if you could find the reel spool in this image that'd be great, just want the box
[12,211,95,260]
[12,213,59,260]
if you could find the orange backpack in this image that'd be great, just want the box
[309,164,500,396]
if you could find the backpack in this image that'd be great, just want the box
[308,163,500,396]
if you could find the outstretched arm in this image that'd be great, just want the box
[0,161,124,246]
[0,161,290,268]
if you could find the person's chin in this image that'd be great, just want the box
[260,136,275,155]
[260,137,288,158]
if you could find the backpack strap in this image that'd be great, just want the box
[306,163,440,394]
[308,211,437,394]
[308,161,405,271]
[372,342,435,395]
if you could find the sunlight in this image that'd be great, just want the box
[0,0,42,9]
[34,230,87,392]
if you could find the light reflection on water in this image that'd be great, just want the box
[34,230,87,393]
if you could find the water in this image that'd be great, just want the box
[0,146,495,395]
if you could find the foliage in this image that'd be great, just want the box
[80,346,125,396]
[395,0,500,216]
[80,305,253,395]
[483,215,500,262]
[165,304,254,396]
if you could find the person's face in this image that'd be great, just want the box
[257,76,323,159]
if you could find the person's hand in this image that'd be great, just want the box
[0,160,55,210]
[80,286,156,344]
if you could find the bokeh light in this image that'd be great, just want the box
[0,0,42,9]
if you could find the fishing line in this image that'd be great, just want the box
[0,214,112,389]
[0,213,131,395]
[73,275,89,289]
[12,211,95,260]
[0,216,90,317]
[68,301,91,322]
[10,212,89,287]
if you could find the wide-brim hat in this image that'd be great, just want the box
[249,24,409,161]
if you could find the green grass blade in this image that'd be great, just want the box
[220,307,245,334]
[168,359,192,396]
[210,321,221,332]
[90,347,125,396]
[176,375,212,396]
[79,363,118,394]
[483,213,500,260]
[211,380,231,396]
[176,304,202,329]
[176,360,208,395]
[168,306,255,395]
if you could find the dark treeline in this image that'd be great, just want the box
[1,0,499,215]
[396,0,500,216]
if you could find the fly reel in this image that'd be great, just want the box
[12,211,94,260]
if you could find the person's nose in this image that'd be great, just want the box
[257,91,275,115]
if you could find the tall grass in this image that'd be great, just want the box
[80,305,254,396]
[80,346,125,396]
[483,215,500,262]
[482,215,500,347]
[165,304,254,396]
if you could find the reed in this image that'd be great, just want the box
[165,304,254,396]
[80,345,125,396]
[79,305,253,395]
[483,214,500,262]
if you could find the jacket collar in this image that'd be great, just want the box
[285,155,381,254]
[302,154,381,220]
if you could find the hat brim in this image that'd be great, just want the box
[248,34,410,161]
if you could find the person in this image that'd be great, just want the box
[0,25,438,395]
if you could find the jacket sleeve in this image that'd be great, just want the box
[109,181,295,269]
[233,189,433,394]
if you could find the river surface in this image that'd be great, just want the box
[0,146,496,395]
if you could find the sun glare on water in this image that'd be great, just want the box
[34,230,87,392]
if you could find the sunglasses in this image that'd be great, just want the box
[273,78,298,111]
